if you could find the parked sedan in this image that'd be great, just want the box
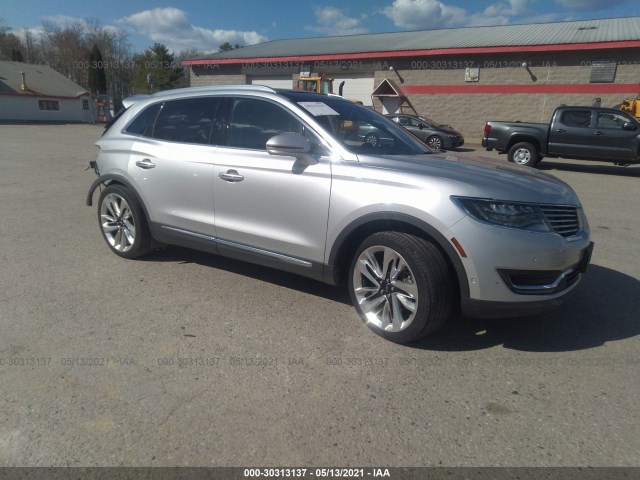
[387,114,464,150]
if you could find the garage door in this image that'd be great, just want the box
[249,75,293,89]
[332,74,374,106]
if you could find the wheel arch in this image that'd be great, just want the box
[325,212,470,301]
[506,135,541,153]
[87,174,152,224]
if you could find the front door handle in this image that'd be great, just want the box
[594,131,605,136]
[554,129,566,133]
[219,170,244,182]
[135,159,155,169]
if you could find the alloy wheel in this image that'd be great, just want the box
[352,245,419,332]
[100,193,136,253]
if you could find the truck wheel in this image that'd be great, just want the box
[348,232,453,343]
[508,142,539,167]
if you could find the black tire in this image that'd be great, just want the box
[348,232,454,343]
[427,135,444,150]
[364,132,380,147]
[507,142,539,167]
[97,184,153,259]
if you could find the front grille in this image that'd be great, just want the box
[540,205,580,237]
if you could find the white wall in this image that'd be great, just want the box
[0,96,97,123]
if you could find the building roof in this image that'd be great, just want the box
[0,61,89,98]
[184,16,640,65]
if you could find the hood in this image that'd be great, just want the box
[433,125,462,136]
[356,153,581,207]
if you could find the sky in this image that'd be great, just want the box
[2,0,639,54]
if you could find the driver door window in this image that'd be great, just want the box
[229,98,303,150]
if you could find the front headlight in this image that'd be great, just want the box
[452,197,553,233]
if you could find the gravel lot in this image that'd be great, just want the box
[0,124,638,468]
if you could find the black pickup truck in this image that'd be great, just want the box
[482,106,640,167]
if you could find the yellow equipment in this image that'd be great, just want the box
[296,75,333,94]
[620,97,640,119]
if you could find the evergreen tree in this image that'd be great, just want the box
[10,47,23,62]
[131,43,183,93]
[87,44,107,94]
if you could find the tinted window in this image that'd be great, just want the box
[560,110,592,128]
[288,95,430,155]
[228,98,303,150]
[597,112,629,129]
[152,98,220,145]
[124,103,161,136]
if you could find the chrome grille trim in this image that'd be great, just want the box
[539,205,580,237]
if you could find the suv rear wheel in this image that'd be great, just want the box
[98,185,153,259]
[348,232,453,343]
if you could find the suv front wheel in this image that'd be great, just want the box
[348,232,453,343]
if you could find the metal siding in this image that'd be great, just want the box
[189,17,640,62]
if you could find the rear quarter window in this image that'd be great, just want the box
[124,103,162,136]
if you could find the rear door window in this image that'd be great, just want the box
[152,98,221,145]
[560,110,592,128]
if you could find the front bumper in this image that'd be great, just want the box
[448,215,592,313]
[445,136,464,149]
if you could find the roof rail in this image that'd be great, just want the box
[149,84,277,98]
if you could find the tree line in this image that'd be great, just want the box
[0,17,235,109]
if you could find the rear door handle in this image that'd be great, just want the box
[554,129,566,133]
[219,170,244,182]
[594,131,605,136]
[135,159,155,169]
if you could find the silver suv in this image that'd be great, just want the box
[87,85,593,343]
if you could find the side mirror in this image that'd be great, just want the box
[418,124,424,130]
[622,121,639,131]
[266,132,318,166]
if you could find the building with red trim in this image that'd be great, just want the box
[0,61,97,123]
[183,16,640,142]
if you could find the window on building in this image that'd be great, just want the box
[82,99,89,110]
[38,100,60,111]
[589,61,617,83]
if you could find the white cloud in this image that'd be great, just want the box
[306,6,368,36]
[382,0,467,29]
[466,0,532,26]
[556,0,628,11]
[41,14,90,29]
[383,0,567,29]
[117,7,267,53]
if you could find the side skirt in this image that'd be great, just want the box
[149,223,325,283]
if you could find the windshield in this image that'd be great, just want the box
[419,116,439,127]
[289,95,433,155]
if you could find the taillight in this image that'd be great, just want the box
[483,123,491,136]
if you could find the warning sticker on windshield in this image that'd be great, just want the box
[298,102,340,116]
